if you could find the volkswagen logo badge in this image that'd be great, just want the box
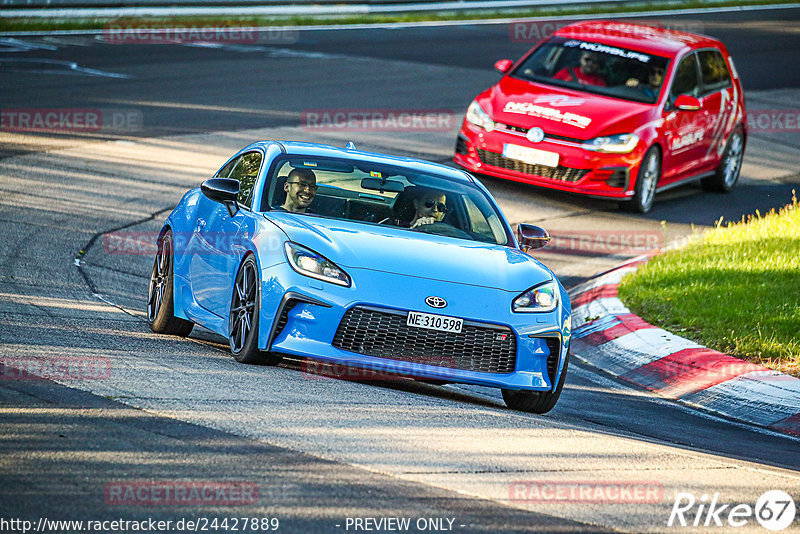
[425,296,447,309]
[526,127,545,143]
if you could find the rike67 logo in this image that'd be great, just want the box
[668,490,796,531]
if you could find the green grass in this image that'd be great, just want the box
[1,0,797,33]
[618,193,800,376]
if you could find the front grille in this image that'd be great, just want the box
[495,123,585,144]
[332,306,517,374]
[605,167,629,189]
[477,149,589,182]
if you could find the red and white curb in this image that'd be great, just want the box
[568,254,800,438]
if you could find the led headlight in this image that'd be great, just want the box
[284,242,350,287]
[465,100,495,132]
[582,133,639,154]
[513,280,558,313]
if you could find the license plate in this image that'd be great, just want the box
[407,311,463,334]
[502,144,560,167]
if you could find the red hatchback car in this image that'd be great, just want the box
[454,21,746,212]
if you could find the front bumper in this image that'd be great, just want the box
[455,121,645,200]
[258,262,571,392]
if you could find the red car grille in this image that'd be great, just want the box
[477,149,589,182]
[332,306,517,374]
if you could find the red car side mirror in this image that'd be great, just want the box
[674,94,701,111]
[494,59,513,74]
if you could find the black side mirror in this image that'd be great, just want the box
[201,178,240,217]
[517,224,550,252]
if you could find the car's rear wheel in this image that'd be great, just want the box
[702,128,744,192]
[626,147,660,214]
[502,349,569,414]
[148,230,193,337]
[229,255,281,365]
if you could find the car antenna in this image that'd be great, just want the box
[345,141,356,150]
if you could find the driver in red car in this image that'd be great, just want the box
[553,52,607,86]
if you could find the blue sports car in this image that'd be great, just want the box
[148,140,572,413]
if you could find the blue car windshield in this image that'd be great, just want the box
[512,37,671,104]
[262,155,511,246]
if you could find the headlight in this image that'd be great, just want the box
[513,280,558,313]
[284,242,351,287]
[465,100,495,132]
[582,133,639,154]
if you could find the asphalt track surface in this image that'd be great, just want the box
[1,7,800,533]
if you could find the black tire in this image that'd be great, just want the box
[702,128,744,192]
[502,350,569,414]
[229,255,281,366]
[148,230,194,337]
[626,147,661,214]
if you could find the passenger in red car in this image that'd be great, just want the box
[554,53,607,86]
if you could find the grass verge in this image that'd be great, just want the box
[1,0,798,33]
[618,193,800,377]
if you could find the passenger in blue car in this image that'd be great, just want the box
[409,188,447,229]
[282,168,317,213]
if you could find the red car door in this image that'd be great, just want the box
[661,52,707,184]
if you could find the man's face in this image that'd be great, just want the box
[649,67,665,87]
[414,194,447,222]
[285,174,316,209]
[580,53,600,74]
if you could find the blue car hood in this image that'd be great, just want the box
[265,212,553,292]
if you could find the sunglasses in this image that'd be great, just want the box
[288,181,318,191]
[424,199,447,212]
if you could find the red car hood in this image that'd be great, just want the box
[483,76,655,139]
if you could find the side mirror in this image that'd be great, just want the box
[201,178,240,217]
[674,94,701,111]
[494,59,513,74]
[517,224,550,252]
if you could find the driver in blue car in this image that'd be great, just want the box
[282,168,317,213]
[410,188,447,229]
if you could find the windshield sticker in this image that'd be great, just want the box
[503,101,592,129]
[302,161,318,167]
[564,40,651,63]
[370,171,382,178]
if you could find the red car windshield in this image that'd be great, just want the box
[512,37,671,104]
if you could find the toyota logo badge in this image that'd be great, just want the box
[526,127,545,143]
[425,296,447,309]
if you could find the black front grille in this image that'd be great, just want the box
[495,123,585,144]
[332,306,517,374]
[605,167,629,189]
[477,149,589,182]
[272,299,299,342]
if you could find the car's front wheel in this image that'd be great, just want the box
[626,147,661,214]
[502,350,569,414]
[148,230,193,337]
[229,255,282,365]
[702,128,744,192]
